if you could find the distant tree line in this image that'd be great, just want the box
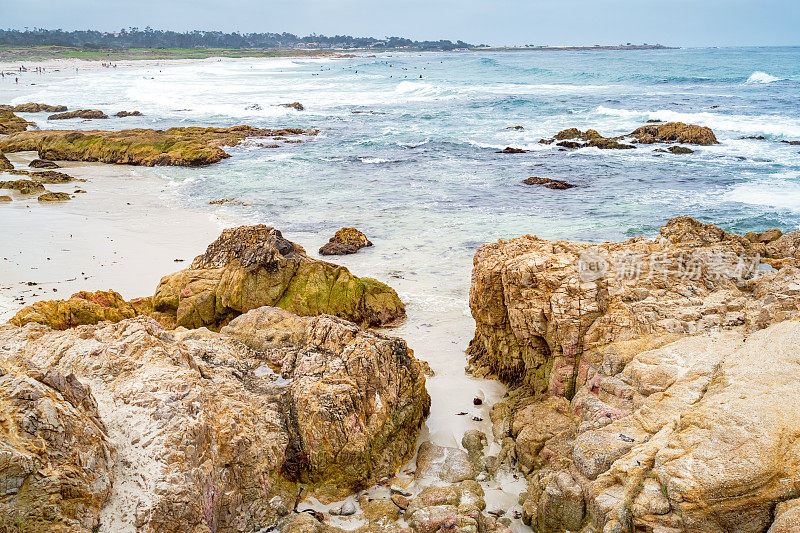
[0,28,474,51]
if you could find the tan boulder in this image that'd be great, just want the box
[319,227,374,256]
[0,305,430,532]
[0,356,114,532]
[0,150,12,170]
[630,122,718,145]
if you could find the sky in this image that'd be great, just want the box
[1,0,798,47]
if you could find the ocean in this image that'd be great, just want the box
[2,47,800,473]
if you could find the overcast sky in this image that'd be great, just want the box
[2,0,798,47]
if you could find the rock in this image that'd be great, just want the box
[7,169,75,183]
[0,195,10,202]
[11,102,67,113]
[467,216,800,532]
[524,177,576,190]
[769,499,800,533]
[765,230,800,260]
[391,494,410,510]
[319,227,374,256]
[0,110,32,134]
[0,179,46,195]
[37,191,71,202]
[0,355,114,531]
[554,128,602,141]
[28,158,60,168]
[48,109,109,120]
[668,145,694,154]
[645,119,662,123]
[209,198,249,206]
[588,137,635,150]
[741,135,767,140]
[0,126,319,167]
[281,102,305,111]
[10,290,137,329]
[746,228,782,244]
[506,125,524,130]
[0,151,12,170]
[74,188,87,193]
[555,140,583,149]
[496,147,527,154]
[154,224,404,329]
[114,110,143,117]
[415,442,477,483]
[630,122,718,145]
[0,307,430,532]
[362,497,402,522]
[780,140,800,146]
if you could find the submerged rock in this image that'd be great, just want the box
[496,147,528,154]
[281,102,305,111]
[28,158,60,168]
[523,177,576,190]
[0,195,11,202]
[0,306,430,532]
[153,224,404,328]
[668,145,695,154]
[630,121,718,145]
[113,110,143,117]
[0,126,319,167]
[48,109,109,120]
[319,227,373,255]
[37,191,71,202]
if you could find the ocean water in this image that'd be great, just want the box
[3,47,800,465]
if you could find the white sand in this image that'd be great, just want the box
[0,151,224,320]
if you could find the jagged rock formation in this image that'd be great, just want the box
[319,227,374,256]
[467,216,800,532]
[0,355,115,532]
[152,225,404,328]
[113,111,143,117]
[0,306,430,532]
[0,126,319,167]
[11,225,404,330]
[539,122,717,150]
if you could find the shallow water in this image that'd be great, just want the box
[2,48,800,526]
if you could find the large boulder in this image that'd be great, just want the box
[0,151,12,170]
[0,356,114,532]
[153,225,405,329]
[469,216,800,532]
[319,227,374,256]
[0,110,32,134]
[0,126,319,167]
[630,121,718,145]
[0,306,430,532]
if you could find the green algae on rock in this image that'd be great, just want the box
[0,110,32,134]
[47,109,109,120]
[319,227,374,255]
[630,121,718,145]
[10,290,137,329]
[0,125,319,167]
[153,224,405,329]
[0,151,12,170]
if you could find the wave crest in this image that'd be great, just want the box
[746,71,783,84]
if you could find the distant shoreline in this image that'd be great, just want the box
[0,44,676,62]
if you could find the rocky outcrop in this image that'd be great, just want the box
[523,177,576,190]
[10,169,76,183]
[468,216,800,532]
[0,151,12,170]
[0,126,319,167]
[10,290,137,329]
[281,102,304,111]
[48,109,109,120]
[319,227,374,255]
[630,121,718,145]
[496,147,527,154]
[8,102,67,113]
[154,225,404,328]
[113,111,143,117]
[29,158,60,168]
[38,191,72,202]
[667,145,694,154]
[0,110,32,134]
[0,306,430,532]
[0,195,10,202]
[0,355,114,532]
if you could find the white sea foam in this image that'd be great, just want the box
[745,71,783,84]
[726,175,800,210]
[594,106,800,138]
